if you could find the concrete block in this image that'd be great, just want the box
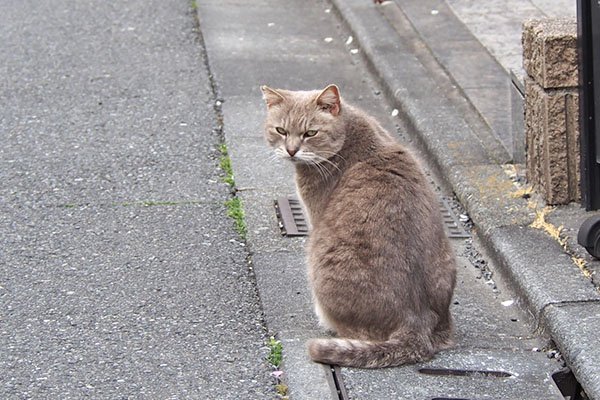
[566,92,581,201]
[341,348,563,399]
[487,225,600,318]
[525,77,545,192]
[522,18,578,89]
[543,86,570,204]
[542,303,600,400]
[278,334,333,400]
[525,78,580,204]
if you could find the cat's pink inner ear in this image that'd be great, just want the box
[316,84,341,116]
[261,86,285,109]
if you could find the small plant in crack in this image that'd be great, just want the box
[224,196,247,239]
[217,142,246,239]
[218,142,235,187]
[267,336,283,368]
[267,336,288,399]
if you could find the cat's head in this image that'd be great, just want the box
[261,85,346,165]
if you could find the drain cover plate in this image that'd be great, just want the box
[274,196,470,239]
[440,198,471,239]
[274,197,309,237]
[339,349,564,399]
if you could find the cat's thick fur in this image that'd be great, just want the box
[261,84,456,368]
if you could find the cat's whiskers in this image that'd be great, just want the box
[316,150,346,162]
[274,147,289,161]
[306,158,330,181]
[311,153,342,175]
[269,146,337,181]
[302,153,336,181]
[267,152,281,163]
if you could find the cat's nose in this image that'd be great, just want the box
[287,148,297,157]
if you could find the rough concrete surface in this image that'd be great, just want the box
[1,0,275,398]
[522,18,578,89]
[330,0,600,398]
[198,0,569,398]
[4,0,600,398]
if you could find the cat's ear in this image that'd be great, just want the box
[261,86,286,109]
[316,84,341,116]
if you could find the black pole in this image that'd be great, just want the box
[577,0,600,210]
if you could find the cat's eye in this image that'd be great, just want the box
[275,127,288,135]
[304,130,318,138]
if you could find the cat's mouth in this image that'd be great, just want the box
[280,151,308,164]
[276,148,327,166]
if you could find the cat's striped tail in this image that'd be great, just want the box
[307,334,436,368]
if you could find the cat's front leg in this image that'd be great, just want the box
[314,299,337,335]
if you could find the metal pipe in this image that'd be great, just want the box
[577,0,600,210]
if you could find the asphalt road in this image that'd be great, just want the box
[0,0,274,398]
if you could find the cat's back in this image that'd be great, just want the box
[309,144,448,269]
[317,145,438,229]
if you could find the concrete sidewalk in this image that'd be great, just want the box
[196,0,598,398]
[330,0,600,398]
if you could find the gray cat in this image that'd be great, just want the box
[261,84,456,368]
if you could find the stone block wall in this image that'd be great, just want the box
[523,18,580,204]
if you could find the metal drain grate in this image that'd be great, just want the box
[274,196,470,239]
[439,198,471,239]
[324,364,349,400]
[419,367,512,378]
[552,368,588,400]
[274,197,309,237]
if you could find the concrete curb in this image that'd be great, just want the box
[328,0,534,231]
[485,226,600,314]
[329,0,600,398]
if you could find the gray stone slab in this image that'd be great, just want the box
[278,334,333,400]
[447,163,536,230]
[239,189,307,255]
[532,0,577,18]
[434,42,509,89]
[545,204,600,288]
[251,250,318,335]
[341,348,563,399]
[1,149,228,207]
[1,0,224,207]
[331,0,509,174]
[399,0,475,42]
[452,250,543,350]
[446,0,577,77]
[389,0,514,157]
[372,0,512,165]
[220,95,266,138]
[0,204,273,399]
[198,1,368,99]
[543,302,600,400]
[488,225,600,317]
[462,84,513,150]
